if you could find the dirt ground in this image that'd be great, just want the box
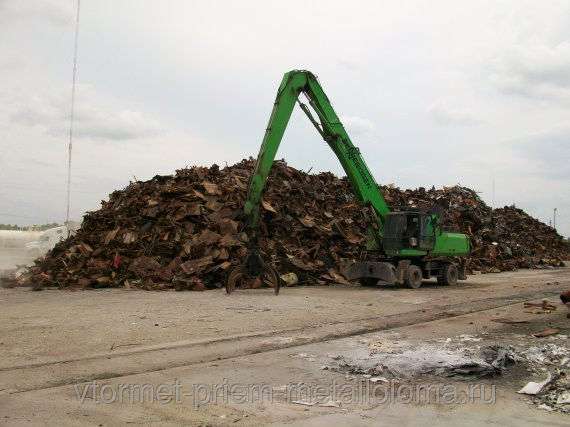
[1,264,569,425]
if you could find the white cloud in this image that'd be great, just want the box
[5,84,164,141]
[511,125,570,179]
[427,101,481,126]
[0,0,74,26]
[490,42,570,103]
[341,116,375,136]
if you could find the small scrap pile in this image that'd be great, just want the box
[325,335,570,413]
[21,159,567,290]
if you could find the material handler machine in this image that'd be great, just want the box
[226,70,470,294]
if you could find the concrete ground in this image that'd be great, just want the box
[1,264,569,425]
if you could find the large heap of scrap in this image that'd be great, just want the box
[23,159,567,290]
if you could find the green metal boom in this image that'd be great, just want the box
[243,69,470,260]
[244,70,389,238]
[225,69,470,295]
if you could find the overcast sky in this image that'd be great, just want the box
[1,0,569,236]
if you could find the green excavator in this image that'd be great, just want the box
[226,70,470,294]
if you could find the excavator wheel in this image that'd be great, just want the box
[226,264,281,295]
[438,263,458,286]
[405,265,423,289]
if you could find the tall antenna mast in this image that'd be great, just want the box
[66,0,81,228]
[491,174,495,209]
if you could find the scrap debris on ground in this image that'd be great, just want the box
[10,159,568,290]
[324,331,570,413]
[326,338,518,380]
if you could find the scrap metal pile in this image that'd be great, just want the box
[23,159,567,290]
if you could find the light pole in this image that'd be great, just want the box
[66,0,80,236]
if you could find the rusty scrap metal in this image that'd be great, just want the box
[21,159,568,291]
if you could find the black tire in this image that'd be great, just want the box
[405,265,423,289]
[438,263,458,286]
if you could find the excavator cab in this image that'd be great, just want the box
[383,210,436,253]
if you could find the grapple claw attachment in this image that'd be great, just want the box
[226,251,280,295]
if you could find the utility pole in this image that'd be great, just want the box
[66,0,80,234]
[553,208,557,230]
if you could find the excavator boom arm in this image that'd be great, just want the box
[244,70,390,236]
